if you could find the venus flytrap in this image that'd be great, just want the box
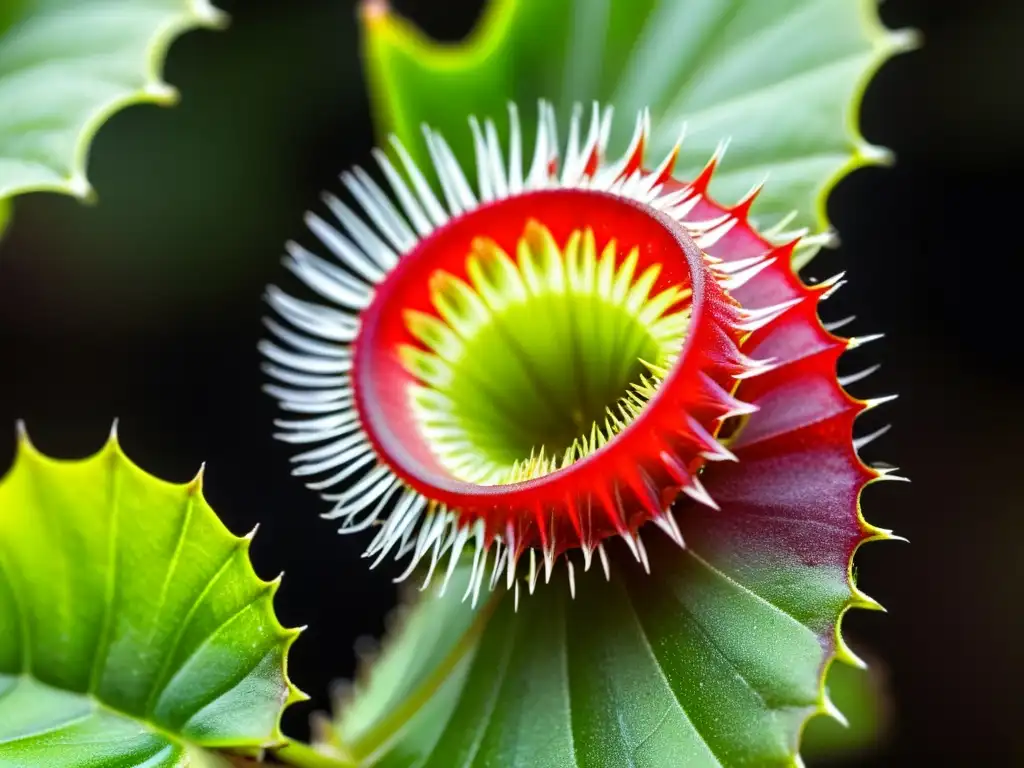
[0,0,913,765]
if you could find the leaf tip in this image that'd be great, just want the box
[189,461,207,492]
[191,0,230,29]
[821,692,849,728]
[834,634,869,670]
[850,586,886,613]
[67,172,95,202]
[856,142,895,168]
[360,0,392,26]
[888,26,924,55]
[143,80,180,106]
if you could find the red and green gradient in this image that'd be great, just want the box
[262,102,897,611]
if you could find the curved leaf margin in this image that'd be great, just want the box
[357,0,919,270]
[0,425,308,764]
[0,0,228,236]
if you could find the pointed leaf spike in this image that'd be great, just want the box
[731,176,768,221]
[598,543,611,581]
[682,476,720,511]
[864,394,899,411]
[848,333,885,350]
[838,364,881,387]
[854,424,892,452]
[835,635,869,670]
[689,137,730,195]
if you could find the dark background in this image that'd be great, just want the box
[1,0,1021,764]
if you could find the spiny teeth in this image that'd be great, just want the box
[567,560,577,599]
[662,192,703,220]
[506,102,524,193]
[305,212,387,283]
[372,147,432,236]
[818,272,847,301]
[864,394,899,410]
[733,297,803,332]
[798,229,839,250]
[621,531,642,564]
[462,522,485,602]
[823,314,856,332]
[847,333,885,349]
[732,355,778,380]
[683,212,732,233]
[762,209,799,238]
[389,133,448,227]
[438,525,470,596]
[635,532,650,574]
[874,466,910,483]
[854,424,892,451]
[505,523,518,590]
[838,364,881,388]
[560,103,584,185]
[772,226,810,243]
[687,415,737,462]
[652,513,685,548]
[835,635,868,670]
[708,254,767,275]
[417,520,448,589]
[718,257,777,292]
[822,694,849,727]
[393,511,444,581]
[489,542,507,591]
[732,177,767,213]
[543,536,556,584]
[469,116,495,203]
[693,217,739,249]
[484,118,509,198]
[528,549,540,594]
[581,539,594,572]
[682,476,719,510]
[268,98,883,607]
[598,543,611,581]
[652,185,695,210]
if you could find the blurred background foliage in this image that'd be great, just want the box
[0,0,1021,764]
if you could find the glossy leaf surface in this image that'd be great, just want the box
[360,0,912,248]
[0,432,303,766]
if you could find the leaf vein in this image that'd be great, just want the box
[620,585,723,766]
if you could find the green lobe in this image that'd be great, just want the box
[330,535,854,767]
[320,564,484,767]
[360,0,913,247]
[0,0,226,236]
[0,430,304,766]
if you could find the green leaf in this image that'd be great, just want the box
[0,0,227,236]
[360,0,914,255]
[0,429,305,767]
[327,535,873,767]
[802,657,889,763]
[318,564,489,767]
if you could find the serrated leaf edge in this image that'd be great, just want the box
[0,0,228,206]
[358,0,919,271]
[1,422,308,758]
